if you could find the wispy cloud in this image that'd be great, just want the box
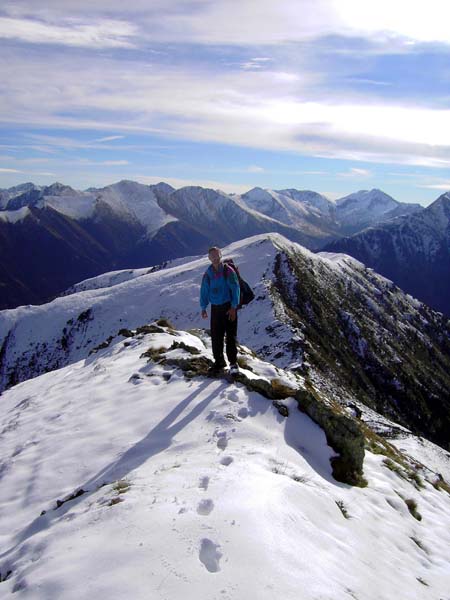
[419,182,450,190]
[0,16,138,48]
[339,167,372,177]
[2,0,450,203]
[92,135,125,143]
[77,159,130,166]
[5,0,450,47]
[2,52,449,171]
[343,78,391,87]
[240,57,273,70]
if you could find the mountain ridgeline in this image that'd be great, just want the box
[1,234,449,453]
[0,180,427,310]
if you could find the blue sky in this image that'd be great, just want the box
[1,0,450,205]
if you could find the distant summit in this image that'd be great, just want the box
[334,189,422,234]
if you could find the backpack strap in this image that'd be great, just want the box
[223,262,232,279]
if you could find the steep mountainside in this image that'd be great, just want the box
[0,205,112,309]
[239,187,338,237]
[153,185,319,248]
[322,193,450,315]
[1,234,449,452]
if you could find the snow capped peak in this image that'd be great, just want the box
[95,180,176,236]
[428,191,450,211]
[242,186,275,200]
[0,182,41,209]
[2,181,37,195]
[240,188,336,235]
[334,189,403,234]
[336,189,398,209]
[43,182,76,196]
[422,192,450,229]
[149,181,176,195]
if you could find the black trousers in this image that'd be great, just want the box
[210,302,238,365]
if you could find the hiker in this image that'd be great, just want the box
[200,246,240,375]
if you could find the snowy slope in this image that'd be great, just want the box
[0,235,292,391]
[0,206,31,224]
[277,188,335,216]
[0,323,449,599]
[2,231,449,451]
[334,189,422,234]
[93,180,177,237]
[240,187,337,235]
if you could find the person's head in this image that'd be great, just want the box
[208,246,222,267]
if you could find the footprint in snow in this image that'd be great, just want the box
[220,456,233,466]
[199,476,209,491]
[216,431,228,451]
[228,390,239,403]
[197,499,214,515]
[237,407,248,419]
[199,538,222,573]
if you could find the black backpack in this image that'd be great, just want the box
[222,258,255,308]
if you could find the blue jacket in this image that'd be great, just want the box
[200,263,240,310]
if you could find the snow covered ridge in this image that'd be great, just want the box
[0,235,291,392]
[1,319,450,598]
[1,232,450,452]
[1,180,176,236]
[265,239,450,451]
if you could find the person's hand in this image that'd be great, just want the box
[201,309,208,319]
[227,307,236,321]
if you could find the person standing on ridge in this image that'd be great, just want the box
[200,246,240,375]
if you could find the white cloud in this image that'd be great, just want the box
[92,135,125,143]
[0,167,21,173]
[0,16,137,48]
[247,166,265,173]
[3,0,450,48]
[2,50,450,171]
[334,0,450,44]
[339,167,372,177]
[419,182,450,190]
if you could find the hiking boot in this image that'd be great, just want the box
[228,364,239,376]
[208,360,226,374]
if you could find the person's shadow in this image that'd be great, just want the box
[2,378,227,561]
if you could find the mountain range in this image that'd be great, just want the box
[0,181,425,310]
[1,233,449,598]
